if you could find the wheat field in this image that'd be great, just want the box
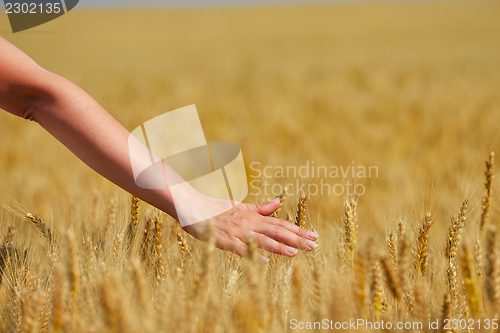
[1,1,500,332]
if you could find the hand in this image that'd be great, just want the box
[181,198,319,264]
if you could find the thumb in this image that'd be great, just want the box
[253,198,280,216]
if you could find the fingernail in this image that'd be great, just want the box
[269,198,280,204]
[286,246,298,256]
[307,231,319,240]
[262,256,270,264]
[305,240,318,251]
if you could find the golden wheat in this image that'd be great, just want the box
[415,213,433,278]
[295,193,307,228]
[481,152,494,233]
[0,2,499,331]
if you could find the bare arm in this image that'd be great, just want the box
[0,37,318,262]
[0,37,180,220]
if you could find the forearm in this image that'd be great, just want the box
[0,38,319,258]
[26,72,179,220]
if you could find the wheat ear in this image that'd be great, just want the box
[295,193,307,228]
[140,216,154,266]
[415,213,433,277]
[371,261,384,321]
[153,212,165,280]
[344,199,358,273]
[481,151,494,233]
[382,256,403,301]
[354,254,367,318]
[460,244,482,318]
[440,293,455,333]
[446,200,468,261]
[126,195,141,258]
[445,200,468,310]
[486,226,500,315]
[176,232,192,259]
[387,233,398,272]
[131,258,151,315]
[270,191,286,218]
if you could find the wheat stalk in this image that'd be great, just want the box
[382,256,403,301]
[295,193,307,228]
[140,216,154,266]
[125,195,141,258]
[415,213,433,277]
[270,191,286,219]
[371,261,384,321]
[100,276,130,333]
[344,199,358,273]
[354,254,367,318]
[20,289,45,333]
[153,212,165,280]
[480,152,494,233]
[102,196,117,242]
[67,230,80,324]
[413,282,427,323]
[444,200,468,312]
[291,260,303,319]
[475,239,483,279]
[446,260,459,311]
[0,226,17,284]
[176,232,192,259]
[486,227,500,315]
[84,236,94,260]
[387,233,398,272]
[51,264,66,332]
[397,224,409,293]
[131,258,151,315]
[113,233,123,260]
[440,293,455,333]
[460,243,482,318]
[197,222,217,333]
[446,200,468,261]
[25,212,58,263]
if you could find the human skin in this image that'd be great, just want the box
[0,37,318,263]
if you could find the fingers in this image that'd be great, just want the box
[236,231,300,257]
[246,201,319,241]
[206,199,320,262]
[249,198,280,216]
[252,232,301,257]
[252,222,318,252]
[261,216,318,241]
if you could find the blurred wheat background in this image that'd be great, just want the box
[0,1,500,332]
